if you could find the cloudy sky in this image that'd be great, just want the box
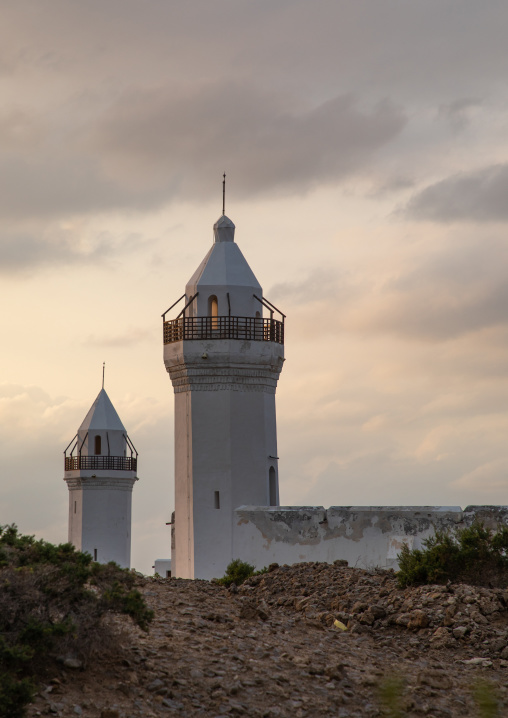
[1,1,508,573]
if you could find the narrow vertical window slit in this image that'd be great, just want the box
[269,467,277,506]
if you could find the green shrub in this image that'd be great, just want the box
[0,524,153,717]
[215,559,267,587]
[0,674,33,718]
[397,522,508,589]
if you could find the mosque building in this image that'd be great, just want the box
[159,204,506,579]
[63,186,507,577]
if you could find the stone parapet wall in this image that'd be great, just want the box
[233,505,508,571]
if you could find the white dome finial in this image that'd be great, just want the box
[213,214,235,243]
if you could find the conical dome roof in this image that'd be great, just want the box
[186,215,261,292]
[78,389,126,433]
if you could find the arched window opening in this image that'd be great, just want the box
[214,491,220,510]
[269,466,277,506]
[94,435,101,455]
[208,295,218,330]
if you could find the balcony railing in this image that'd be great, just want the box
[65,456,137,472]
[163,316,284,345]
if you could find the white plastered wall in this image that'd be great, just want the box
[232,505,508,571]
[67,488,83,549]
[173,391,195,579]
[65,475,136,568]
[80,480,134,567]
[166,336,284,580]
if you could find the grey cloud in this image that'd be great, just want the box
[0,151,170,220]
[360,240,508,341]
[5,2,508,103]
[370,175,416,198]
[437,98,482,132]
[386,281,508,341]
[269,269,347,305]
[0,86,405,221]
[405,164,508,223]
[0,228,144,274]
[88,85,406,200]
[283,242,508,344]
[0,109,45,150]
[3,1,508,220]
[0,233,92,273]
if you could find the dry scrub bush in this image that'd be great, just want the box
[397,522,508,589]
[0,525,153,718]
[214,559,267,587]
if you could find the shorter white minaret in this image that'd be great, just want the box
[63,388,138,568]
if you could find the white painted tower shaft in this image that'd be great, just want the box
[163,215,285,580]
[63,389,138,568]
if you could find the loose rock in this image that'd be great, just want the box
[24,564,508,718]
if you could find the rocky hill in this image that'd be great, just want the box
[27,562,508,717]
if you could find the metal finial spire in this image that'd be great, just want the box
[222,173,226,216]
[102,362,105,389]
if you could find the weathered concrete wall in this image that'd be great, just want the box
[233,505,508,571]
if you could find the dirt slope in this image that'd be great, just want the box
[27,563,508,717]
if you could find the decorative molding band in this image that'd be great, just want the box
[174,382,275,394]
[166,364,282,394]
[64,477,138,491]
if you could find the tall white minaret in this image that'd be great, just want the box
[63,388,138,568]
[163,209,285,580]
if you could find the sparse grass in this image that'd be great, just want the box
[473,679,501,718]
[377,674,502,718]
[378,674,406,718]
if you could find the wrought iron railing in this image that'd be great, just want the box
[65,456,137,471]
[163,316,284,345]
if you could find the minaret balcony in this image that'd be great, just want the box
[64,456,137,472]
[163,316,284,345]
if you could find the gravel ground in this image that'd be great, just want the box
[27,563,508,717]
